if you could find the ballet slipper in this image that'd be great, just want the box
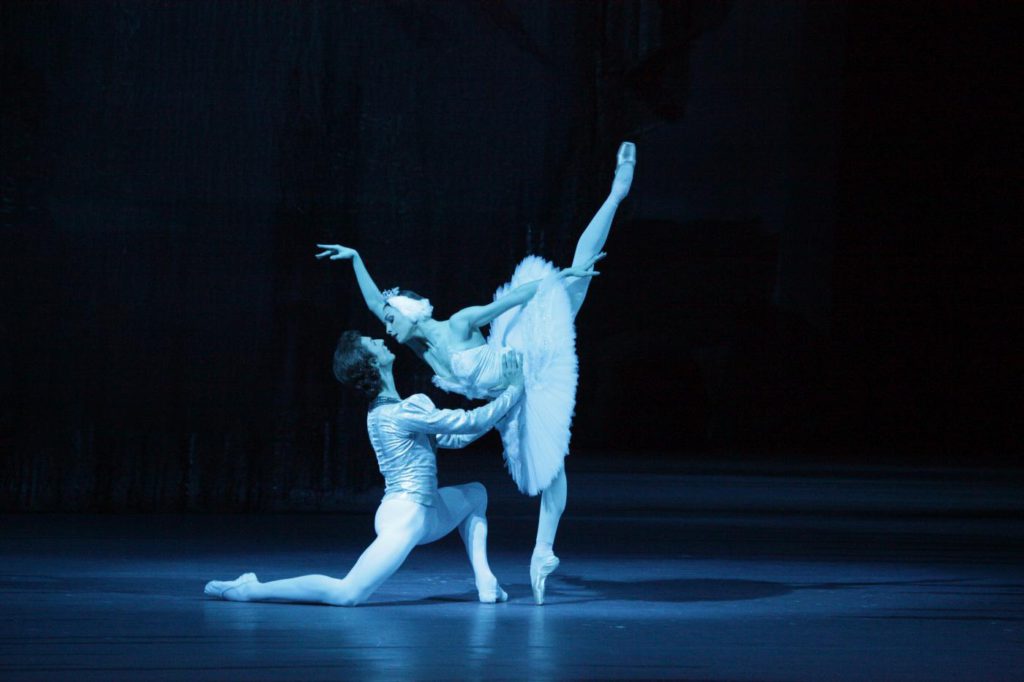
[611,142,636,202]
[616,141,637,170]
[204,572,257,600]
[529,553,560,605]
[477,576,509,604]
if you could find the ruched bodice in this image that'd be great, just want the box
[432,344,508,399]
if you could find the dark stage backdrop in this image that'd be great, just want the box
[2,1,1019,511]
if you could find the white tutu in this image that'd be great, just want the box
[432,256,578,495]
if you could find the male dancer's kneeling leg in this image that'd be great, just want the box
[204,332,524,605]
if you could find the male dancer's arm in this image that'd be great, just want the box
[396,352,524,439]
[436,417,507,450]
[397,383,522,438]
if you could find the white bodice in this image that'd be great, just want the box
[432,344,508,399]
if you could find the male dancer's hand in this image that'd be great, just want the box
[501,351,524,389]
[315,244,357,260]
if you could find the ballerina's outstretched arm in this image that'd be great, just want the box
[448,254,604,338]
[316,244,387,323]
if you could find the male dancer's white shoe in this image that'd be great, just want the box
[204,572,257,600]
[477,577,509,604]
[530,554,560,605]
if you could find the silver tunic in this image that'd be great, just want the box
[365,385,523,507]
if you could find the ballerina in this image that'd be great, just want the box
[204,333,524,606]
[316,141,635,604]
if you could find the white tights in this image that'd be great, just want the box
[563,157,632,319]
[535,467,566,556]
[217,483,498,606]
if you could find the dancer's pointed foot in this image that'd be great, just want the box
[477,576,509,604]
[204,572,257,601]
[611,141,636,202]
[530,553,560,605]
[616,141,637,170]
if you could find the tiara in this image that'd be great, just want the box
[381,287,400,300]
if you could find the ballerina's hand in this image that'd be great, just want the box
[315,244,357,260]
[501,351,524,388]
[559,251,606,279]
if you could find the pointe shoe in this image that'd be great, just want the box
[616,141,636,170]
[477,578,509,604]
[611,142,636,202]
[530,554,560,605]
[204,572,257,599]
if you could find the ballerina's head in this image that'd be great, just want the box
[333,330,393,397]
[381,288,433,344]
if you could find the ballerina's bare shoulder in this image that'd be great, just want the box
[411,319,513,401]
[422,320,487,380]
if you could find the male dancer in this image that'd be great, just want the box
[204,331,523,606]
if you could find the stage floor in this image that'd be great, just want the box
[2,458,1023,680]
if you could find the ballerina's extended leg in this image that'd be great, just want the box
[565,141,636,317]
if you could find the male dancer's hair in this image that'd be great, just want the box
[332,330,382,397]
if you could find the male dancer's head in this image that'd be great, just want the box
[333,330,397,398]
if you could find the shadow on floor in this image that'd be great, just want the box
[549,575,791,603]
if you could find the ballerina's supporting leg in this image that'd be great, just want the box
[531,467,567,604]
[534,467,567,552]
[565,142,636,317]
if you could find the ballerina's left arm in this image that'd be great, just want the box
[449,253,605,335]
